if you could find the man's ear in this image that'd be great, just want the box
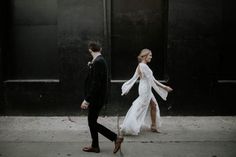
[100,48,102,52]
[88,49,93,53]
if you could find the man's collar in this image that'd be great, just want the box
[92,53,102,62]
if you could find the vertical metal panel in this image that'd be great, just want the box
[58,0,105,85]
[111,0,166,80]
[218,0,236,80]
[5,0,58,80]
[167,0,236,115]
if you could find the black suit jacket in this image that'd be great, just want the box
[84,55,108,107]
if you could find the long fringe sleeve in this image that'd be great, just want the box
[121,68,139,96]
[140,63,168,100]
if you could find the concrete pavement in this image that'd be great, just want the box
[0,116,236,157]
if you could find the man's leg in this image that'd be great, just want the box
[88,105,117,143]
[97,123,117,141]
[88,108,100,148]
[88,105,123,154]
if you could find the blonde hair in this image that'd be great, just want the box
[137,48,151,62]
[137,48,151,78]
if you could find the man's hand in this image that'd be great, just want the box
[81,100,89,110]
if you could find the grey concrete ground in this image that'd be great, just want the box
[0,116,236,157]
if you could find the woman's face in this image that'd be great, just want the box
[145,52,152,63]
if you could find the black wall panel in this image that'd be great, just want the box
[111,0,166,80]
[5,0,58,79]
[0,0,236,115]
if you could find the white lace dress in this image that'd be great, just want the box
[120,63,168,135]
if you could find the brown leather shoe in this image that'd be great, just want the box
[82,146,100,153]
[113,136,124,154]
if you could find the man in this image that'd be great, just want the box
[81,41,123,153]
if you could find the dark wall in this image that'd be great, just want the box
[167,0,236,115]
[109,0,236,116]
[57,0,108,115]
[219,0,236,80]
[1,0,108,115]
[111,0,166,80]
[0,0,236,116]
[0,0,4,113]
[58,0,106,88]
[4,0,58,80]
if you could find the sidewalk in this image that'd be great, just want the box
[0,116,236,157]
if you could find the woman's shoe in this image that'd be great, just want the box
[151,125,161,133]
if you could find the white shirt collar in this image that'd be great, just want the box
[92,52,101,62]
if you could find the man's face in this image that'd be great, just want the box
[88,49,93,54]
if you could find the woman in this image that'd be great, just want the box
[120,49,173,135]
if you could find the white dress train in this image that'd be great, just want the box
[120,63,168,135]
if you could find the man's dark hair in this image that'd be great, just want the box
[88,41,102,52]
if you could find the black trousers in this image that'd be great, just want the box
[88,105,117,148]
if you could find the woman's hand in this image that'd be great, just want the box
[121,91,128,96]
[165,86,173,92]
